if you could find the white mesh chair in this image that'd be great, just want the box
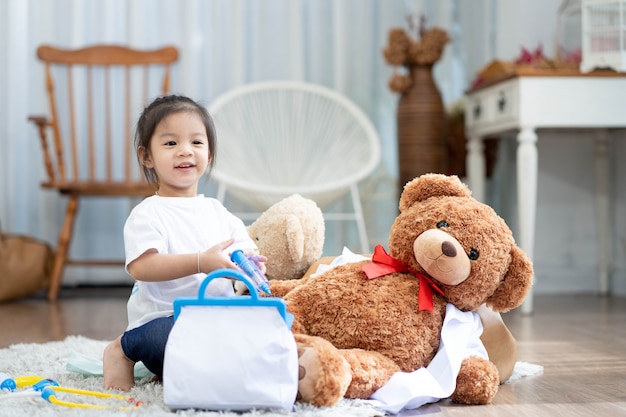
[208,81,381,254]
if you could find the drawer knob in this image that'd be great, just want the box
[473,103,482,120]
[498,93,507,112]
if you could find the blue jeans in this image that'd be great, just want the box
[120,316,174,378]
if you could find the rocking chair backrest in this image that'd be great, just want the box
[31,44,178,193]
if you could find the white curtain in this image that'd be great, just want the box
[0,0,497,285]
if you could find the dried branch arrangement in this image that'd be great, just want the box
[383,17,449,93]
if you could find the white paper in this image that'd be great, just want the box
[310,247,370,277]
[363,304,486,413]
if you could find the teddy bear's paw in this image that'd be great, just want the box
[269,278,304,298]
[294,334,351,407]
[233,280,249,295]
[340,349,400,399]
[450,356,500,405]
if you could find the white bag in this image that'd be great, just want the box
[163,268,298,411]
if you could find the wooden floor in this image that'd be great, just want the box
[1,289,625,416]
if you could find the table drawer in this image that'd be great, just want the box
[466,80,518,129]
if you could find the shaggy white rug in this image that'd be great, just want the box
[0,336,542,417]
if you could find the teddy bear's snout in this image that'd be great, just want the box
[413,229,471,286]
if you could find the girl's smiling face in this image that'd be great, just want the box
[140,111,211,197]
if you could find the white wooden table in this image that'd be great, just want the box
[464,69,626,313]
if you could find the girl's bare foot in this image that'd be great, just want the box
[103,335,136,391]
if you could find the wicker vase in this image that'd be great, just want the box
[396,64,447,195]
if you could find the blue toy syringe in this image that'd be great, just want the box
[230,249,271,295]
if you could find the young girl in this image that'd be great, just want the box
[103,95,264,391]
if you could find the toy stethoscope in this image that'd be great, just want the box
[0,374,141,410]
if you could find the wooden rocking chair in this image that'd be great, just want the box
[28,44,179,300]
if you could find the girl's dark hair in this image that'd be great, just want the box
[135,95,217,185]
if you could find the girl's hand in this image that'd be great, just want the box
[198,238,237,273]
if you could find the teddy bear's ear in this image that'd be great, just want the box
[399,174,472,212]
[284,215,305,264]
[485,245,533,312]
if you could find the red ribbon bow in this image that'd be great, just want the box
[361,245,444,312]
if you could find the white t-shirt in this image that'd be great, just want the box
[123,194,256,330]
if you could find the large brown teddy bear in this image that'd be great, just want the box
[270,173,533,408]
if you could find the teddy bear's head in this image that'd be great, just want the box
[388,174,533,312]
[247,194,325,281]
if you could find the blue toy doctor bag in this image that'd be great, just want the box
[163,268,298,411]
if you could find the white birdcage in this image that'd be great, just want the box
[580,0,626,72]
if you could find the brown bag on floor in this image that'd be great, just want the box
[0,225,54,302]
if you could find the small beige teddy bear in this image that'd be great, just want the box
[234,194,325,295]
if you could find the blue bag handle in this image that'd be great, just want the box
[173,268,294,329]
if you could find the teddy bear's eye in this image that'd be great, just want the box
[436,221,449,228]
[468,248,479,260]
